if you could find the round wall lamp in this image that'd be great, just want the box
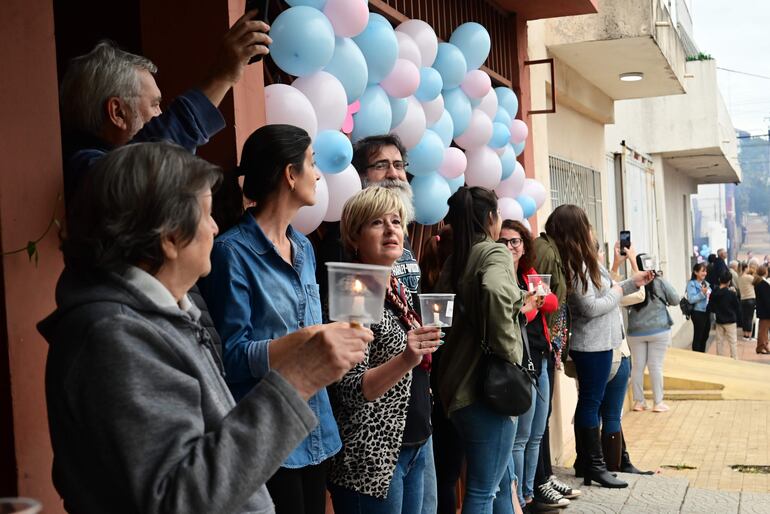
[619,72,644,82]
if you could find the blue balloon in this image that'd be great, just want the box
[352,85,392,142]
[389,96,408,128]
[517,195,537,218]
[495,87,519,117]
[494,108,512,127]
[513,140,526,156]
[499,145,517,180]
[408,130,445,176]
[432,43,467,90]
[270,6,335,77]
[430,110,455,148]
[449,22,491,71]
[443,87,472,137]
[286,0,327,8]
[313,130,353,174]
[353,13,399,85]
[490,123,512,149]
[445,174,465,194]
[415,67,443,102]
[324,37,369,103]
[412,173,452,225]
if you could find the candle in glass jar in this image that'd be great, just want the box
[351,279,366,317]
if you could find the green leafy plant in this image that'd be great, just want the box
[686,52,713,62]
[1,195,61,266]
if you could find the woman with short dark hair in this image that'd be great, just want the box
[686,262,711,353]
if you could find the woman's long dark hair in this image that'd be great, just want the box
[691,262,706,280]
[419,225,453,293]
[446,187,498,291]
[544,204,600,294]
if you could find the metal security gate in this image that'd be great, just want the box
[549,155,604,243]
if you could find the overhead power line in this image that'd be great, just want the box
[717,67,770,80]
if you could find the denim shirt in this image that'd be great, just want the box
[686,279,710,313]
[199,212,341,468]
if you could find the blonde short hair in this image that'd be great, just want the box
[340,186,407,255]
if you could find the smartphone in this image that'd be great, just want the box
[245,0,270,64]
[619,230,631,256]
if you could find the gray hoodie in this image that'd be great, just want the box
[38,267,316,514]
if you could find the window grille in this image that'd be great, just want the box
[549,155,604,243]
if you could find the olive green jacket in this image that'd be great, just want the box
[435,237,525,416]
[532,233,567,334]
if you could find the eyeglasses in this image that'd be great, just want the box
[366,160,408,171]
[497,237,523,248]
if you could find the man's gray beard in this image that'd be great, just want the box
[362,177,416,225]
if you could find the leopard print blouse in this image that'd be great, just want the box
[328,306,414,499]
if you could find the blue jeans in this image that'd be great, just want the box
[451,402,516,514]
[330,441,429,514]
[422,436,437,514]
[570,349,613,428]
[601,356,630,434]
[511,357,550,506]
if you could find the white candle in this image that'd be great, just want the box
[350,279,367,317]
[433,304,441,326]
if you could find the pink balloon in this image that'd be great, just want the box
[495,162,526,198]
[498,196,524,222]
[421,94,444,126]
[460,69,492,99]
[396,19,438,67]
[396,32,422,67]
[292,174,328,234]
[265,84,318,139]
[464,146,502,189]
[454,109,493,150]
[342,100,361,134]
[323,0,369,38]
[438,147,467,179]
[521,178,547,209]
[510,119,529,145]
[292,71,348,132]
[324,164,362,222]
[478,88,498,119]
[391,96,426,149]
[380,58,421,99]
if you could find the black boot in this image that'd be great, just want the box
[573,424,585,478]
[601,431,622,472]
[578,426,628,488]
[620,430,654,475]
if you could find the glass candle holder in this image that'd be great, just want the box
[0,498,41,514]
[527,274,552,296]
[418,293,456,327]
[327,262,392,326]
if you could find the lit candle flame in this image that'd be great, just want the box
[433,303,441,313]
[353,279,363,293]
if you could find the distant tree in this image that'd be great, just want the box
[735,130,770,221]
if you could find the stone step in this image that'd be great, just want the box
[644,389,723,401]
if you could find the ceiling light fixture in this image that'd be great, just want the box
[619,72,644,82]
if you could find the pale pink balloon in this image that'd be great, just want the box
[510,119,529,145]
[292,71,348,131]
[453,109,493,150]
[478,88,498,119]
[460,69,492,99]
[421,94,444,126]
[391,96,426,149]
[342,100,361,134]
[265,84,318,139]
[521,178,547,209]
[498,196,524,222]
[380,58,421,99]
[323,0,369,38]
[521,218,532,231]
[464,146,502,190]
[292,174,328,234]
[396,32,422,67]
[396,19,438,67]
[324,164,362,222]
[438,147,467,179]
[495,162,526,198]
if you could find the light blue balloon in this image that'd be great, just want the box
[270,6,335,77]
[494,108,512,127]
[430,110,455,148]
[432,43,467,90]
[389,96,408,128]
[469,96,482,108]
[313,130,353,174]
[495,87,519,117]
[513,140,526,156]
[445,174,465,194]
[449,22,491,71]
[499,145,516,180]
[443,87,472,137]
[353,13,398,85]
[324,37,369,103]
[490,123,512,149]
[415,67,443,102]
[286,0,327,8]
[408,130,445,176]
[352,85,392,142]
[517,195,537,218]
[412,173,452,225]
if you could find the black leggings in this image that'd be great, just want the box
[741,299,756,334]
[266,459,331,514]
[691,311,710,352]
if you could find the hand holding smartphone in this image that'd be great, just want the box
[245,0,270,64]
[619,230,631,256]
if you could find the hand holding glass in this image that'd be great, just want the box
[418,293,455,327]
[527,274,551,297]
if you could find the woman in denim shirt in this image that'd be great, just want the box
[686,263,711,353]
[200,125,359,514]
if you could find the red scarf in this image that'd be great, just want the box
[385,275,431,371]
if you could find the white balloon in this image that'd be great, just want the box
[438,147,467,179]
[323,165,362,222]
[521,218,532,232]
[493,145,506,156]
[396,31,422,67]
[396,19,438,67]
[498,196,524,222]
[292,71,348,132]
[291,174,329,234]
[391,96,426,149]
[495,162,526,198]
[521,178,548,209]
[477,88,498,119]
[421,94,444,126]
[265,84,318,139]
[464,146,502,190]
[453,109,493,150]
